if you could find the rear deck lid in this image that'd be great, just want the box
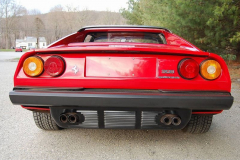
[86,57,157,78]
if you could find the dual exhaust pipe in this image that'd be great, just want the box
[60,113,79,124]
[160,114,181,126]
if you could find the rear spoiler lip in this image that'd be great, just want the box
[34,46,209,56]
[77,25,172,33]
[39,42,208,56]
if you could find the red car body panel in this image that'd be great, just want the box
[48,28,201,50]
[15,52,231,92]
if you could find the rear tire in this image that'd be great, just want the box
[183,115,213,134]
[33,111,61,130]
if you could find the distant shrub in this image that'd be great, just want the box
[220,54,237,61]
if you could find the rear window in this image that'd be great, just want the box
[84,32,167,44]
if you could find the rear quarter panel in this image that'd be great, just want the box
[14,51,231,92]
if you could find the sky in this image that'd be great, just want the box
[16,0,129,13]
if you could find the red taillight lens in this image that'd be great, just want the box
[178,59,199,79]
[44,56,65,77]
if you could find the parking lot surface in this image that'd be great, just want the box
[0,52,24,61]
[0,61,239,159]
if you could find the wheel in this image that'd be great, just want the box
[183,115,213,134]
[33,111,61,130]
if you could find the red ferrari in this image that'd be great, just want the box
[9,26,233,133]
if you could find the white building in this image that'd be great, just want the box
[16,37,47,49]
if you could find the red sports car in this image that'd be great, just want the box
[9,26,233,133]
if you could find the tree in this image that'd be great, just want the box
[0,4,127,49]
[34,17,45,48]
[0,0,26,48]
[120,0,143,25]
[46,6,66,42]
[28,9,41,15]
[121,0,240,61]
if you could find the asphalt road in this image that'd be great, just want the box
[0,52,24,61]
[0,61,239,160]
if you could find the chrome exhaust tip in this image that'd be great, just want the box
[160,116,172,125]
[60,114,68,123]
[68,114,79,123]
[172,117,181,126]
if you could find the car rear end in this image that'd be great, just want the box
[9,26,233,133]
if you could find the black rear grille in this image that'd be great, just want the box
[141,111,160,129]
[104,111,135,129]
[76,110,98,128]
[51,107,191,130]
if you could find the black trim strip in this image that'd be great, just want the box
[98,110,104,128]
[9,90,233,110]
[13,87,84,92]
[135,111,142,129]
[78,25,172,33]
[13,87,230,94]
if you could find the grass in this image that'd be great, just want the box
[9,58,20,61]
[0,49,15,52]
[0,49,28,52]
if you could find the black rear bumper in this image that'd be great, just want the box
[9,89,233,129]
[9,89,233,110]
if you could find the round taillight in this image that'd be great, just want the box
[200,60,221,80]
[178,59,199,79]
[23,56,44,77]
[44,56,65,77]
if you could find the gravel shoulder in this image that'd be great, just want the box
[0,62,239,160]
